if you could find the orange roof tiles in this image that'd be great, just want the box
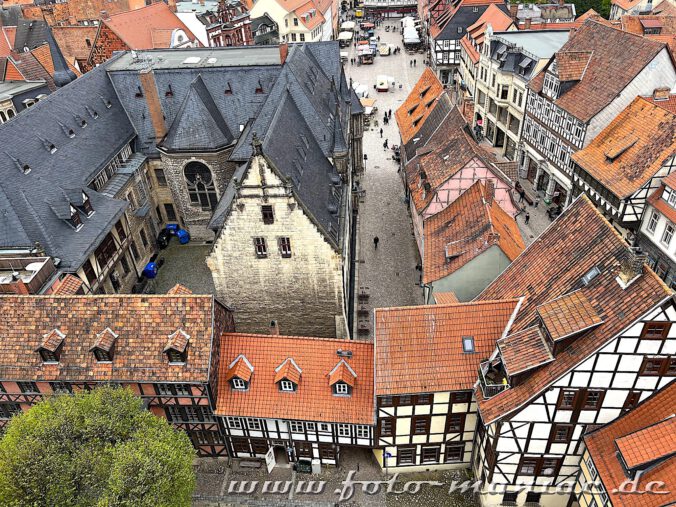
[167,283,193,295]
[615,415,675,469]
[497,326,554,376]
[395,68,445,145]
[91,327,118,352]
[536,290,604,340]
[375,299,521,396]
[621,14,676,35]
[423,181,525,284]
[572,97,676,199]
[51,26,98,63]
[30,43,81,78]
[225,355,254,382]
[103,2,197,49]
[328,359,357,387]
[529,20,667,122]
[475,196,672,424]
[434,291,460,304]
[467,4,514,45]
[647,184,676,224]
[0,294,223,383]
[645,92,676,113]
[39,328,66,353]
[52,274,84,295]
[274,357,302,384]
[460,36,480,64]
[215,333,374,424]
[585,384,676,507]
[0,27,13,58]
[165,328,190,353]
[555,50,593,81]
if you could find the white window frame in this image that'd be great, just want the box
[247,418,261,431]
[337,424,351,437]
[320,423,330,432]
[356,425,370,438]
[228,416,242,429]
[335,382,349,395]
[232,378,247,390]
[662,222,674,245]
[290,421,304,433]
[280,380,295,392]
[648,211,660,233]
[306,422,316,432]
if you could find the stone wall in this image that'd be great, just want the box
[207,155,346,338]
[160,148,237,242]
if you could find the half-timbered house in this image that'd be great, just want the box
[518,20,676,207]
[214,332,374,467]
[572,95,676,240]
[373,298,521,471]
[0,285,235,457]
[471,195,676,507]
[574,383,676,507]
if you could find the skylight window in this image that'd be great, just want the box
[462,336,475,353]
[581,266,601,285]
[182,56,201,64]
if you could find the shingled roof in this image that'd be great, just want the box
[475,196,672,424]
[572,96,676,199]
[529,20,669,122]
[395,68,445,145]
[585,384,676,507]
[0,293,226,383]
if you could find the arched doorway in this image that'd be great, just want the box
[184,161,218,211]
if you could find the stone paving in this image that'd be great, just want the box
[346,22,425,337]
[152,241,216,294]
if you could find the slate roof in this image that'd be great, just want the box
[529,20,669,123]
[13,19,49,51]
[585,384,676,507]
[572,96,676,199]
[215,333,374,424]
[475,196,672,424]
[160,74,235,152]
[374,299,521,396]
[0,60,134,268]
[423,180,525,284]
[434,1,510,41]
[0,293,223,383]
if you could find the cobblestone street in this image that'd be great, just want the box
[346,23,425,336]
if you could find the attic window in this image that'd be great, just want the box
[255,79,264,94]
[68,129,75,138]
[48,143,57,154]
[82,192,94,216]
[425,99,435,109]
[22,163,30,174]
[462,336,475,353]
[408,104,419,116]
[419,86,431,99]
[37,329,66,363]
[90,328,118,362]
[164,329,190,364]
[70,205,83,230]
[224,82,233,95]
[104,98,112,109]
[581,266,600,285]
[232,378,248,390]
[280,380,296,392]
[135,86,144,98]
[165,84,174,98]
[412,117,422,128]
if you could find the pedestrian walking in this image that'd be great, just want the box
[525,212,531,225]
[410,60,412,67]
[383,139,389,149]
[534,197,540,208]
[379,128,383,138]
[388,109,392,118]
[518,188,526,203]
[373,236,379,249]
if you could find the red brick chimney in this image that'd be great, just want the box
[138,69,167,141]
[279,42,289,64]
[270,320,280,335]
[509,4,518,20]
[524,17,531,30]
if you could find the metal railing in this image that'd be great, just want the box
[478,361,509,399]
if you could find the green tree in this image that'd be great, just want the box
[0,386,196,507]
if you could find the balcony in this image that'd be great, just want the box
[479,360,509,399]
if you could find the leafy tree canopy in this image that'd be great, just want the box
[0,386,196,507]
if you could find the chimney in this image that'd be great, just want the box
[138,69,167,141]
[652,86,670,101]
[270,320,280,335]
[617,247,647,287]
[167,0,177,12]
[485,179,495,205]
[279,42,288,64]
[509,4,518,20]
[524,18,531,30]
[100,10,110,21]
[9,278,30,295]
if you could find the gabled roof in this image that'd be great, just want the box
[423,180,525,284]
[328,359,356,386]
[0,292,225,383]
[215,333,374,424]
[433,0,509,41]
[497,326,554,376]
[161,74,235,152]
[101,3,197,50]
[38,328,66,353]
[529,20,669,122]
[374,299,521,396]
[395,68,445,145]
[536,289,603,340]
[585,384,676,507]
[434,291,460,304]
[475,196,672,424]
[274,357,302,384]
[620,14,676,35]
[572,96,676,199]
[225,354,254,382]
[164,328,190,353]
[466,3,514,45]
[647,184,676,224]
[52,26,99,63]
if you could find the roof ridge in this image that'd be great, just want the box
[375,297,522,313]
[222,332,370,344]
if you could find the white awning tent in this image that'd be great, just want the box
[403,26,420,44]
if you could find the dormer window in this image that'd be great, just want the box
[90,328,118,362]
[334,381,350,395]
[164,329,190,364]
[36,329,66,363]
[543,73,560,99]
[68,129,75,138]
[232,378,248,390]
[70,205,83,230]
[280,379,296,391]
[81,192,94,216]
[274,357,301,392]
[329,358,356,396]
[225,354,253,390]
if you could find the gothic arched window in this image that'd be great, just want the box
[184,162,218,211]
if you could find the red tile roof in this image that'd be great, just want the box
[460,36,480,64]
[615,415,675,469]
[645,92,676,113]
[0,293,224,383]
[497,326,554,376]
[215,333,374,424]
[647,184,676,224]
[395,68,445,145]
[225,355,254,382]
[52,274,84,295]
[572,96,676,199]
[167,283,193,295]
[467,4,514,45]
[434,291,460,304]
[51,26,98,64]
[423,180,525,284]
[39,328,66,353]
[585,384,676,507]
[374,299,521,396]
[555,50,593,81]
[475,196,672,424]
[328,359,357,387]
[274,357,302,384]
[536,290,604,340]
[529,20,668,122]
[102,2,197,49]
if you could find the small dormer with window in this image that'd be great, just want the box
[225,354,253,390]
[328,358,357,396]
[36,328,66,363]
[543,71,560,100]
[164,329,190,364]
[81,192,94,217]
[90,327,118,362]
[274,357,301,392]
